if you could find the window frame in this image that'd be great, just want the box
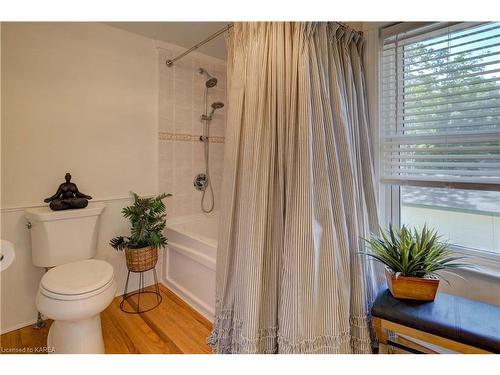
[376,22,500,278]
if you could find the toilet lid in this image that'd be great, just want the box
[41,259,114,296]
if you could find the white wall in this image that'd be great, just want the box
[0,22,160,333]
[1,22,158,207]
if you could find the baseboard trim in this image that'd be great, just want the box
[1,319,38,336]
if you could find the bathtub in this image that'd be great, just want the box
[163,213,218,321]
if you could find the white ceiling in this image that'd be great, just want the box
[104,22,229,60]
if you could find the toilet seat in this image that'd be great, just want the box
[40,278,115,301]
[40,259,114,301]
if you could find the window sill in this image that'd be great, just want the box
[451,247,500,280]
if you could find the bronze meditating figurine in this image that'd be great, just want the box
[44,173,92,211]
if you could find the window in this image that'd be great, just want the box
[400,186,499,254]
[381,22,500,257]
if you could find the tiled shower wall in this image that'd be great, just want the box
[158,46,226,217]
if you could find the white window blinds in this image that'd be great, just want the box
[381,22,500,190]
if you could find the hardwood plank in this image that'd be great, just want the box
[0,285,213,354]
[101,304,140,354]
[157,286,212,353]
[0,329,22,353]
[19,321,53,353]
[104,298,181,354]
[127,285,212,354]
[159,285,212,330]
[0,321,52,354]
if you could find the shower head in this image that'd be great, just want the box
[202,101,225,121]
[199,68,218,88]
[206,77,218,88]
[211,102,224,110]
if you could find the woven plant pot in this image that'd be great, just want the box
[125,246,158,272]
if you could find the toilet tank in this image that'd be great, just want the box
[25,203,105,268]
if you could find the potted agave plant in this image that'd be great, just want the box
[110,192,171,272]
[363,225,471,301]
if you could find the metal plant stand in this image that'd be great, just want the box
[120,267,162,314]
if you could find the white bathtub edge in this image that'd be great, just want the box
[166,212,218,226]
[166,213,218,248]
[168,241,216,271]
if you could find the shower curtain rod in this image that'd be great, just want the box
[166,23,234,66]
[165,22,354,67]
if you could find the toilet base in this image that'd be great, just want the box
[48,314,105,354]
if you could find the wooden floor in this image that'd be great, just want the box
[0,285,213,354]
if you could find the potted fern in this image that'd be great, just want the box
[110,192,171,272]
[363,225,471,301]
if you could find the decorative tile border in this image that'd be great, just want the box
[159,132,224,144]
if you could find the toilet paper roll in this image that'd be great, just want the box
[0,240,15,272]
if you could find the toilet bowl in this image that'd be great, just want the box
[36,259,117,354]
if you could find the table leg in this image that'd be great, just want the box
[373,317,388,354]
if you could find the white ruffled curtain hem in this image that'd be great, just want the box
[208,310,374,354]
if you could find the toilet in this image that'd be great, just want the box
[25,203,117,354]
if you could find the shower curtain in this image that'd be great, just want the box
[208,22,382,354]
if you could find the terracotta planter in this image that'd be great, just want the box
[125,246,158,272]
[385,267,439,301]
